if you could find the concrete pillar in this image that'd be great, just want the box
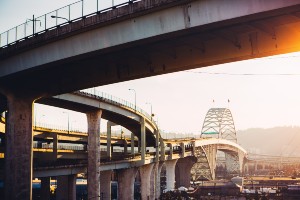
[191,141,195,155]
[124,140,128,155]
[180,142,185,158]
[87,110,102,200]
[117,168,138,200]
[138,139,141,153]
[244,163,249,174]
[167,143,173,160]
[107,121,112,160]
[140,163,154,200]
[141,118,146,161]
[131,132,135,156]
[5,95,34,200]
[41,177,51,200]
[160,138,165,161]
[155,130,159,162]
[165,159,178,191]
[53,133,58,160]
[100,170,113,200]
[56,175,76,200]
[175,157,196,188]
[206,145,217,180]
[154,162,164,200]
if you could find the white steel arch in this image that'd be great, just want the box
[200,108,237,143]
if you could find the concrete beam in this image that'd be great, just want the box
[34,166,86,178]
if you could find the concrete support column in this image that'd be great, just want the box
[131,132,135,155]
[180,142,185,158]
[117,168,138,200]
[191,141,195,155]
[107,121,112,160]
[56,175,76,200]
[167,143,173,160]
[141,118,146,161]
[5,95,34,200]
[154,162,164,200]
[206,145,217,180]
[40,177,51,200]
[140,163,154,200]
[138,139,141,153]
[100,170,113,200]
[155,130,159,162]
[244,163,249,174]
[175,157,196,188]
[238,151,245,174]
[160,138,165,161]
[124,140,128,155]
[52,133,58,160]
[87,110,102,200]
[165,159,178,191]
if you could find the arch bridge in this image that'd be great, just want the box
[0,0,298,199]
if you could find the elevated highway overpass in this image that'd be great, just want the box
[2,0,297,199]
[0,90,246,199]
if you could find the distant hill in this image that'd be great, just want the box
[237,126,300,157]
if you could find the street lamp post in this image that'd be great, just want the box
[51,15,70,25]
[63,112,70,134]
[26,15,41,35]
[128,89,136,111]
[146,102,153,120]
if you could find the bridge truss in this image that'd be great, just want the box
[191,108,241,180]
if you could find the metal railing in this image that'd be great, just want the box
[78,89,158,127]
[33,121,87,133]
[0,0,140,48]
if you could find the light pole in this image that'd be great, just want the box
[146,102,153,120]
[63,111,70,134]
[51,15,69,25]
[26,15,41,35]
[128,89,136,111]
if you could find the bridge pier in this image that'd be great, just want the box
[180,142,185,158]
[87,110,102,200]
[175,157,197,188]
[165,159,178,191]
[160,137,165,161]
[167,143,173,160]
[100,170,113,200]
[155,130,159,162]
[140,163,154,200]
[117,168,138,200]
[40,177,51,200]
[56,175,76,200]
[141,118,146,161]
[154,162,164,199]
[123,139,128,154]
[4,95,34,200]
[131,132,135,155]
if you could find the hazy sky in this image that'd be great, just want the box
[2,0,300,134]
